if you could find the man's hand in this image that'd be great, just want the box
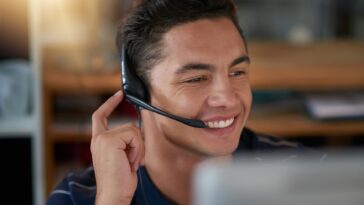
[91,90,145,205]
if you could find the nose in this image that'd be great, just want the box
[207,77,238,109]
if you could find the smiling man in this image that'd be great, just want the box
[46,1,301,205]
[145,17,252,158]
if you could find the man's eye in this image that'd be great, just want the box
[229,70,246,77]
[184,76,207,83]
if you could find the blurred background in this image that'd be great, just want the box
[0,0,363,204]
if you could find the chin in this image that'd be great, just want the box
[204,139,240,157]
[199,124,244,157]
[195,131,241,157]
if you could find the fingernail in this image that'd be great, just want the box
[114,90,122,96]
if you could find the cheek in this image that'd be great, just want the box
[151,85,207,118]
[240,84,252,117]
[172,90,207,117]
[234,82,252,113]
[242,85,252,106]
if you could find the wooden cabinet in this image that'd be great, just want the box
[245,41,364,137]
[43,40,364,193]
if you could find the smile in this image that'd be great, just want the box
[204,118,234,129]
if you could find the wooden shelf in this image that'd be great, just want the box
[249,41,364,90]
[44,69,120,94]
[49,117,135,142]
[247,111,364,138]
[50,129,91,142]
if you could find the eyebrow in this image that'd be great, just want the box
[175,63,213,75]
[175,55,251,75]
[229,55,250,67]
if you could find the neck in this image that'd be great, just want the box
[144,129,202,205]
[141,112,232,205]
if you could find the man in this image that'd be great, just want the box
[47,0,301,204]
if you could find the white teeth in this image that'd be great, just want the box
[219,121,225,128]
[214,121,219,127]
[205,118,234,129]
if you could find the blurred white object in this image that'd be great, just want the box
[289,25,314,44]
[305,91,364,120]
[193,151,364,205]
[0,60,31,117]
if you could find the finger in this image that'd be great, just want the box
[134,147,145,171]
[127,136,143,172]
[111,126,143,170]
[133,133,145,171]
[106,122,137,133]
[92,90,123,138]
[125,127,144,172]
[124,124,144,165]
[127,137,139,164]
[136,135,145,166]
[99,123,143,171]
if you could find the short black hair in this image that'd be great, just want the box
[117,0,247,88]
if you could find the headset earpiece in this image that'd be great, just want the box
[121,45,150,103]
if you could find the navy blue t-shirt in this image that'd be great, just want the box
[46,128,314,205]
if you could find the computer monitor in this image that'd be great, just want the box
[193,150,364,205]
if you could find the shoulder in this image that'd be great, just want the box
[238,127,303,151]
[237,128,327,160]
[46,167,96,205]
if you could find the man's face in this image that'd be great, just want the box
[148,17,251,157]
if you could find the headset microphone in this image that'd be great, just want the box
[121,46,207,128]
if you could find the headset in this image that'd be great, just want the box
[120,45,207,128]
